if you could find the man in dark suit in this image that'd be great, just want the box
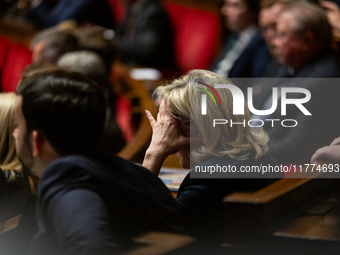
[114,0,175,69]
[26,0,115,28]
[8,70,182,255]
[258,0,285,78]
[213,0,271,80]
[253,1,340,164]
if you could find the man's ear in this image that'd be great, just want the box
[30,130,45,157]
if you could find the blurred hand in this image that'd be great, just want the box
[330,136,340,146]
[311,136,340,163]
[320,0,340,31]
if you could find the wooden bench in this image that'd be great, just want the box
[123,232,195,255]
[222,163,340,240]
[112,62,157,163]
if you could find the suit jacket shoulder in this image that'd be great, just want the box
[229,32,271,78]
[30,153,182,254]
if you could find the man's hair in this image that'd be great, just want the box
[30,28,79,63]
[16,70,106,156]
[21,63,62,81]
[260,0,290,9]
[281,1,332,48]
[244,0,261,14]
[57,51,107,87]
[76,26,116,73]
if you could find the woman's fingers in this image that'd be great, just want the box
[145,110,157,129]
[146,101,203,157]
[158,102,175,123]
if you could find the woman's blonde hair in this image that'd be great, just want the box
[0,93,21,171]
[154,70,269,165]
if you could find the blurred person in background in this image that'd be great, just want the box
[75,26,135,142]
[213,0,271,80]
[57,50,127,152]
[259,0,287,55]
[30,27,79,64]
[271,1,339,77]
[253,1,340,164]
[76,25,116,75]
[5,0,115,28]
[114,0,175,70]
[258,0,287,77]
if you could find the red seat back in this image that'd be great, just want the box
[107,0,126,25]
[0,37,10,75]
[164,3,221,74]
[0,36,32,92]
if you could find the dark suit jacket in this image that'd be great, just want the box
[7,154,182,255]
[115,0,175,69]
[229,32,271,78]
[175,153,282,240]
[27,0,115,28]
[214,31,271,80]
[254,49,340,164]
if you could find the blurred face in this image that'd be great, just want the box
[32,41,45,64]
[221,0,256,32]
[272,12,306,68]
[13,96,34,175]
[259,3,284,54]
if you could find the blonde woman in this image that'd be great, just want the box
[0,93,34,221]
[143,70,283,238]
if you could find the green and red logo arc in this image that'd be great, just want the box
[197,82,222,106]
